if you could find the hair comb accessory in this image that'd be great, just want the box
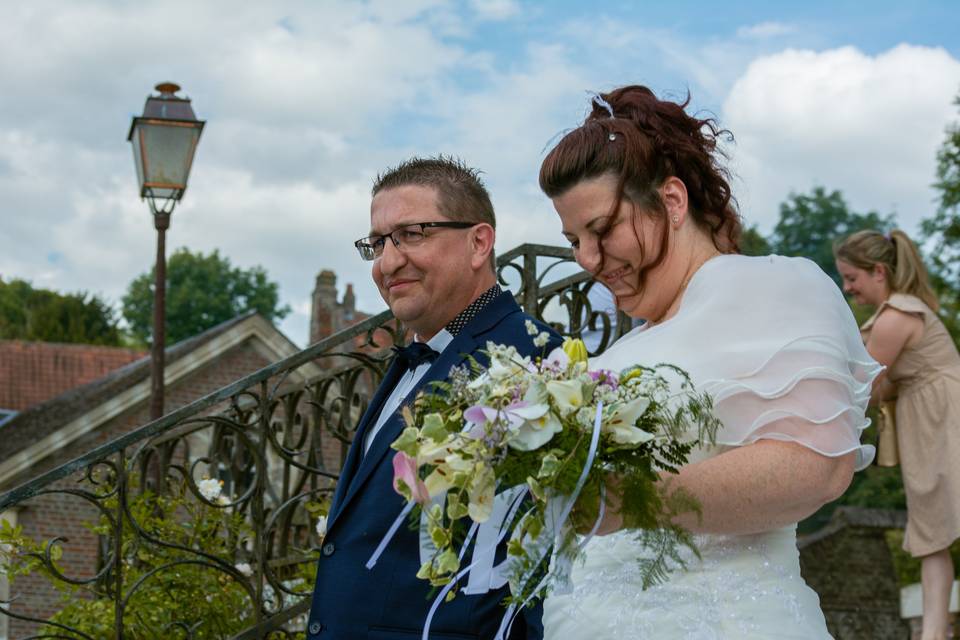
[884,232,893,243]
[588,91,615,119]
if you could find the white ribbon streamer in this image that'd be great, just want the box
[465,485,529,594]
[421,487,529,640]
[494,400,606,640]
[368,400,607,640]
[365,499,416,570]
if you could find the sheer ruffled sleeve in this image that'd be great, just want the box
[592,255,883,469]
[689,256,882,470]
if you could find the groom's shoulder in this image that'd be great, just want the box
[477,291,561,356]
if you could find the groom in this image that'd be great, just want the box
[306,156,559,639]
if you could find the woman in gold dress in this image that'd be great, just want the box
[835,229,960,640]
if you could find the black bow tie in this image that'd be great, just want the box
[392,341,440,372]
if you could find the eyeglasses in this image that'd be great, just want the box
[354,221,478,261]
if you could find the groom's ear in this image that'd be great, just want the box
[469,223,496,271]
[660,177,689,228]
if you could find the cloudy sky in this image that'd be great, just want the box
[2,0,959,346]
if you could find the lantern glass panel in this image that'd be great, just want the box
[135,121,201,200]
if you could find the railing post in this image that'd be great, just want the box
[522,249,538,314]
[254,379,268,636]
[114,449,126,638]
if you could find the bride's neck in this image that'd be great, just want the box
[650,240,721,326]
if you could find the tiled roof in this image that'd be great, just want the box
[0,312,258,462]
[0,340,145,411]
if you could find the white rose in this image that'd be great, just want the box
[197,478,223,502]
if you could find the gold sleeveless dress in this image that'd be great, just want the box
[862,293,960,557]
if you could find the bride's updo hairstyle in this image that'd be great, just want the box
[539,85,741,287]
[834,229,939,311]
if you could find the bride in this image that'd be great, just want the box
[538,86,881,638]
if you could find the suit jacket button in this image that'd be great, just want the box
[309,621,324,634]
[321,542,335,557]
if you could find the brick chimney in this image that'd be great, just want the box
[310,270,339,344]
[309,271,371,345]
[343,284,356,322]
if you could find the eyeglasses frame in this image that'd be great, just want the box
[353,221,480,261]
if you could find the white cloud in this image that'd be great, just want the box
[0,1,468,345]
[723,44,960,233]
[2,1,959,352]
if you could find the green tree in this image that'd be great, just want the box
[769,186,895,284]
[0,278,122,345]
[738,225,772,257]
[921,88,960,332]
[122,248,291,346]
[922,90,960,278]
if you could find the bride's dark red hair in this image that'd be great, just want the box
[539,85,741,287]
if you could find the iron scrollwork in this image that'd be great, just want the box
[0,244,630,638]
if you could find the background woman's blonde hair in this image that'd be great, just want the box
[833,229,939,311]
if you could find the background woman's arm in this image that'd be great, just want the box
[865,307,923,402]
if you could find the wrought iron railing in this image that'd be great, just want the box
[0,244,632,639]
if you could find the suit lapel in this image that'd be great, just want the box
[332,332,480,518]
[328,291,522,523]
[327,359,405,525]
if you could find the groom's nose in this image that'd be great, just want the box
[378,238,408,275]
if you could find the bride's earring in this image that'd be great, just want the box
[671,215,679,224]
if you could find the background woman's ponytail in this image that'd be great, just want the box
[889,230,939,311]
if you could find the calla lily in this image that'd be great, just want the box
[604,396,655,445]
[468,465,496,522]
[524,380,548,405]
[562,338,589,364]
[547,379,584,415]
[392,451,430,504]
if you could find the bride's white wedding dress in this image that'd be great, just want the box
[542,254,881,639]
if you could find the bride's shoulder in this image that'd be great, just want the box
[701,254,837,298]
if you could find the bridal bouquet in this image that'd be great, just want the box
[380,324,719,632]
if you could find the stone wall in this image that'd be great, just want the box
[799,507,910,639]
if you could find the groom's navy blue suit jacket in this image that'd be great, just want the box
[306,291,560,640]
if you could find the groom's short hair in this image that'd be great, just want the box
[372,155,497,271]
[372,155,496,228]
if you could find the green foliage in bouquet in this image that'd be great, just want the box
[388,331,720,606]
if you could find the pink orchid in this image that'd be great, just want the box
[464,400,559,450]
[392,451,430,504]
[464,402,530,431]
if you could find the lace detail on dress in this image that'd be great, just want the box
[546,529,825,639]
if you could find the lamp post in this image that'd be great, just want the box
[128,83,204,420]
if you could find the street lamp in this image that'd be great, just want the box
[128,82,205,420]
